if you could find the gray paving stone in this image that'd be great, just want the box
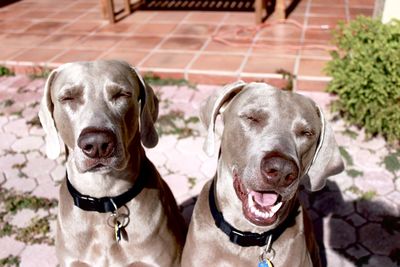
[352,146,383,171]
[359,223,400,255]
[24,153,56,179]
[32,174,59,199]
[19,244,58,267]
[311,191,354,217]
[3,177,37,193]
[50,165,65,183]
[1,153,26,179]
[0,116,8,132]
[324,248,354,267]
[364,255,398,267]
[347,213,367,227]
[326,218,356,249]
[345,244,370,260]
[0,132,17,153]
[0,236,26,258]
[327,172,353,192]
[10,209,48,228]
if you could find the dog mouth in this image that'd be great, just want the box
[234,175,284,226]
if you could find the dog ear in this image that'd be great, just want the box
[38,68,63,159]
[200,80,247,157]
[132,67,159,148]
[303,106,344,191]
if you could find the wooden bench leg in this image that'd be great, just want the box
[101,0,115,24]
[255,0,263,24]
[276,0,285,19]
[124,0,131,16]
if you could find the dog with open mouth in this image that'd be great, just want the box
[39,60,186,267]
[181,81,344,267]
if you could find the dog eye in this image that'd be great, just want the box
[244,115,260,123]
[300,130,315,137]
[59,95,75,103]
[112,91,132,100]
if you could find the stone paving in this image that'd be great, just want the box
[0,75,399,267]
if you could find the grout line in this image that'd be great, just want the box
[134,12,191,70]
[183,13,231,81]
[344,0,351,22]
[293,0,313,91]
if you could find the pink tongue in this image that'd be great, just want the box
[251,191,278,207]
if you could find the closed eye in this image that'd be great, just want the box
[112,91,132,100]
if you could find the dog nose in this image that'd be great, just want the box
[261,154,298,186]
[78,129,116,159]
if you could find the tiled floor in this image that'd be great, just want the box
[0,0,375,90]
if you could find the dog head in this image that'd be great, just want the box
[39,60,159,173]
[201,81,344,227]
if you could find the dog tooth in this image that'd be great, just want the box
[250,206,257,214]
[271,202,283,214]
[248,194,255,207]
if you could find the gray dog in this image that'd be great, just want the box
[181,81,344,267]
[39,60,186,267]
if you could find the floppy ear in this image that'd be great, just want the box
[131,67,159,148]
[200,80,247,157]
[38,68,63,159]
[303,106,344,191]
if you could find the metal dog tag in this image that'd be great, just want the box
[258,259,273,267]
[114,220,122,242]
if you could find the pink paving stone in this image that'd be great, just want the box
[354,170,394,195]
[11,136,44,152]
[3,118,29,137]
[396,178,400,191]
[165,101,198,117]
[351,147,382,170]
[163,173,190,199]
[32,175,59,199]
[20,244,58,267]
[188,177,210,197]
[25,78,46,92]
[345,244,370,260]
[0,153,26,177]
[190,84,219,104]
[357,196,399,221]
[24,153,56,179]
[0,132,17,151]
[153,135,178,152]
[297,91,335,110]
[173,86,196,102]
[385,191,400,207]
[50,164,65,183]
[3,176,37,192]
[10,209,48,228]
[327,172,353,192]
[200,158,217,178]
[0,116,8,131]
[165,150,203,176]
[145,148,167,167]
[0,236,26,258]
[28,125,45,136]
[365,256,398,267]
[176,137,204,156]
[357,135,386,150]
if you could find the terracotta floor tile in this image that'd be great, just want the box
[47,11,86,20]
[349,7,373,17]
[79,11,104,21]
[52,49,103,64]
[296,79,329,92]
[61,21,104,33]
[252,39,300,56]
[133,23,177,36]
[67,1,98,11]
[300,47,332,59]
[10,48,64,62]
[25,21,67,34]
[0,47,25,61]
[258,23,302,40]
[0,20,34,33]
[115,36,163,50]
[184,11,227,23]
[304,29,334,43]
[160,37,206,51]
[123,11,157,23]
[0,9,30,19]
[1,33,47,47]
[240,76,289,89]
[297,58,329,77]
[141,52,195,69]
[97,22,138,34]
[190,54,244,72]
[203,38,250,54]
[349,0,375,7]
[19,10,51,19]
[312,0,345,5]
[78,35,123,50]
[309,6,346,17]
[243,55,296,74]
[40,34,84,48]
[187,73,238,84]
[99,49,148,66]
[150,11,189,22]
[307,17,346,29]
[173,24,217,37]
[224,12,255,25]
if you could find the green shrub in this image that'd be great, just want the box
[326,16,400,143]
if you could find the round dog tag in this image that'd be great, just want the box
[258,259,273,267]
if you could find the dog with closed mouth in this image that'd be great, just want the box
[181,81,344,267]
[39,60,186,267]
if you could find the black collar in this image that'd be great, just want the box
[66,160,148,213]
[208,179,299,247]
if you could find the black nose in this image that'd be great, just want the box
[78,128,116,159]
[261,153,298,186]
